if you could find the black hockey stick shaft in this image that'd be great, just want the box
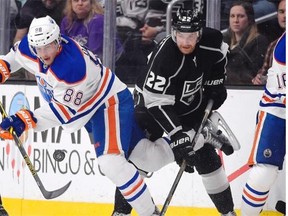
[191,99,214,150]
[160,99,214,216]
[0,101,71,199]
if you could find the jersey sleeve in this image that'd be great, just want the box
[201,29,229,108]
[260,32,286,119]
[33,103,62,132]
[0,42,23,74]
[16,1,35,29]
[203,41,228,90]
[202,29,229,89]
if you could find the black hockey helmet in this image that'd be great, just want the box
[172,7,203,33]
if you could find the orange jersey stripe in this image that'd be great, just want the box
[56,103,72,121]
[262,95,275,103]
[107,96,120,154]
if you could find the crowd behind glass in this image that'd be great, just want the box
[5,0,285,86]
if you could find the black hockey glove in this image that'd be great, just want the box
[170,131,195,173]
[205,86,227,110]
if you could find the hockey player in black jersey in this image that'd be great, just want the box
[112,4,237,216]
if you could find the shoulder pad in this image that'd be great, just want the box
[50,38,86,83]
[199,27,223,48]
[18,35,37,60]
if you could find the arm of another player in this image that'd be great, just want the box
[0,42,25,83]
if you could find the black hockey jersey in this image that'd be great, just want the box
[135,27,229,136]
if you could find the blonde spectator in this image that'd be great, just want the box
[223,1,269,85]
[60,0,122,60]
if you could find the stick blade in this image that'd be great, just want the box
[42,181,72,199]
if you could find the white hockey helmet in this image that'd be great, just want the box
[28,15,61,48]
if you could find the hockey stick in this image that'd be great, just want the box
[0,101,71,199]
[160,99,214,216]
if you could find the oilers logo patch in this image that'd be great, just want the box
[36,76,54,103]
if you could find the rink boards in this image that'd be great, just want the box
[0,84,285,216]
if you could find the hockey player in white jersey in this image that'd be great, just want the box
[0,15,162,216]
[241,32,286,215]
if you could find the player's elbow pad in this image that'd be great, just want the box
[0,59,11,83]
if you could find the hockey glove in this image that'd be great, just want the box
[0,109,37,140]
[0,60,11,83]
[170,131,195,173]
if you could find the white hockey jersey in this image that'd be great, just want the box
[259,32,286,119]
[1,35,127,132]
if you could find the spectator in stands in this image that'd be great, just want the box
[223,1,269,85]
[114,0,166,84]
[13,0,66,44]
[10,0,20,47]
[140,20,164,45]
[139,12,166,45]
[252,0,281,42]
[221,0,277,30]
[11,0,66,81]
[0,195,8,216]
[127,16,166,86]
[139,0,204,46]
[252,0,277,17]
[252,0,286,85]
[60,0,123,60]
[140,23,161,45]
[10,0,19,20]
[140,0,168,44]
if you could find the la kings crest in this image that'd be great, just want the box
[180,75,202,105]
